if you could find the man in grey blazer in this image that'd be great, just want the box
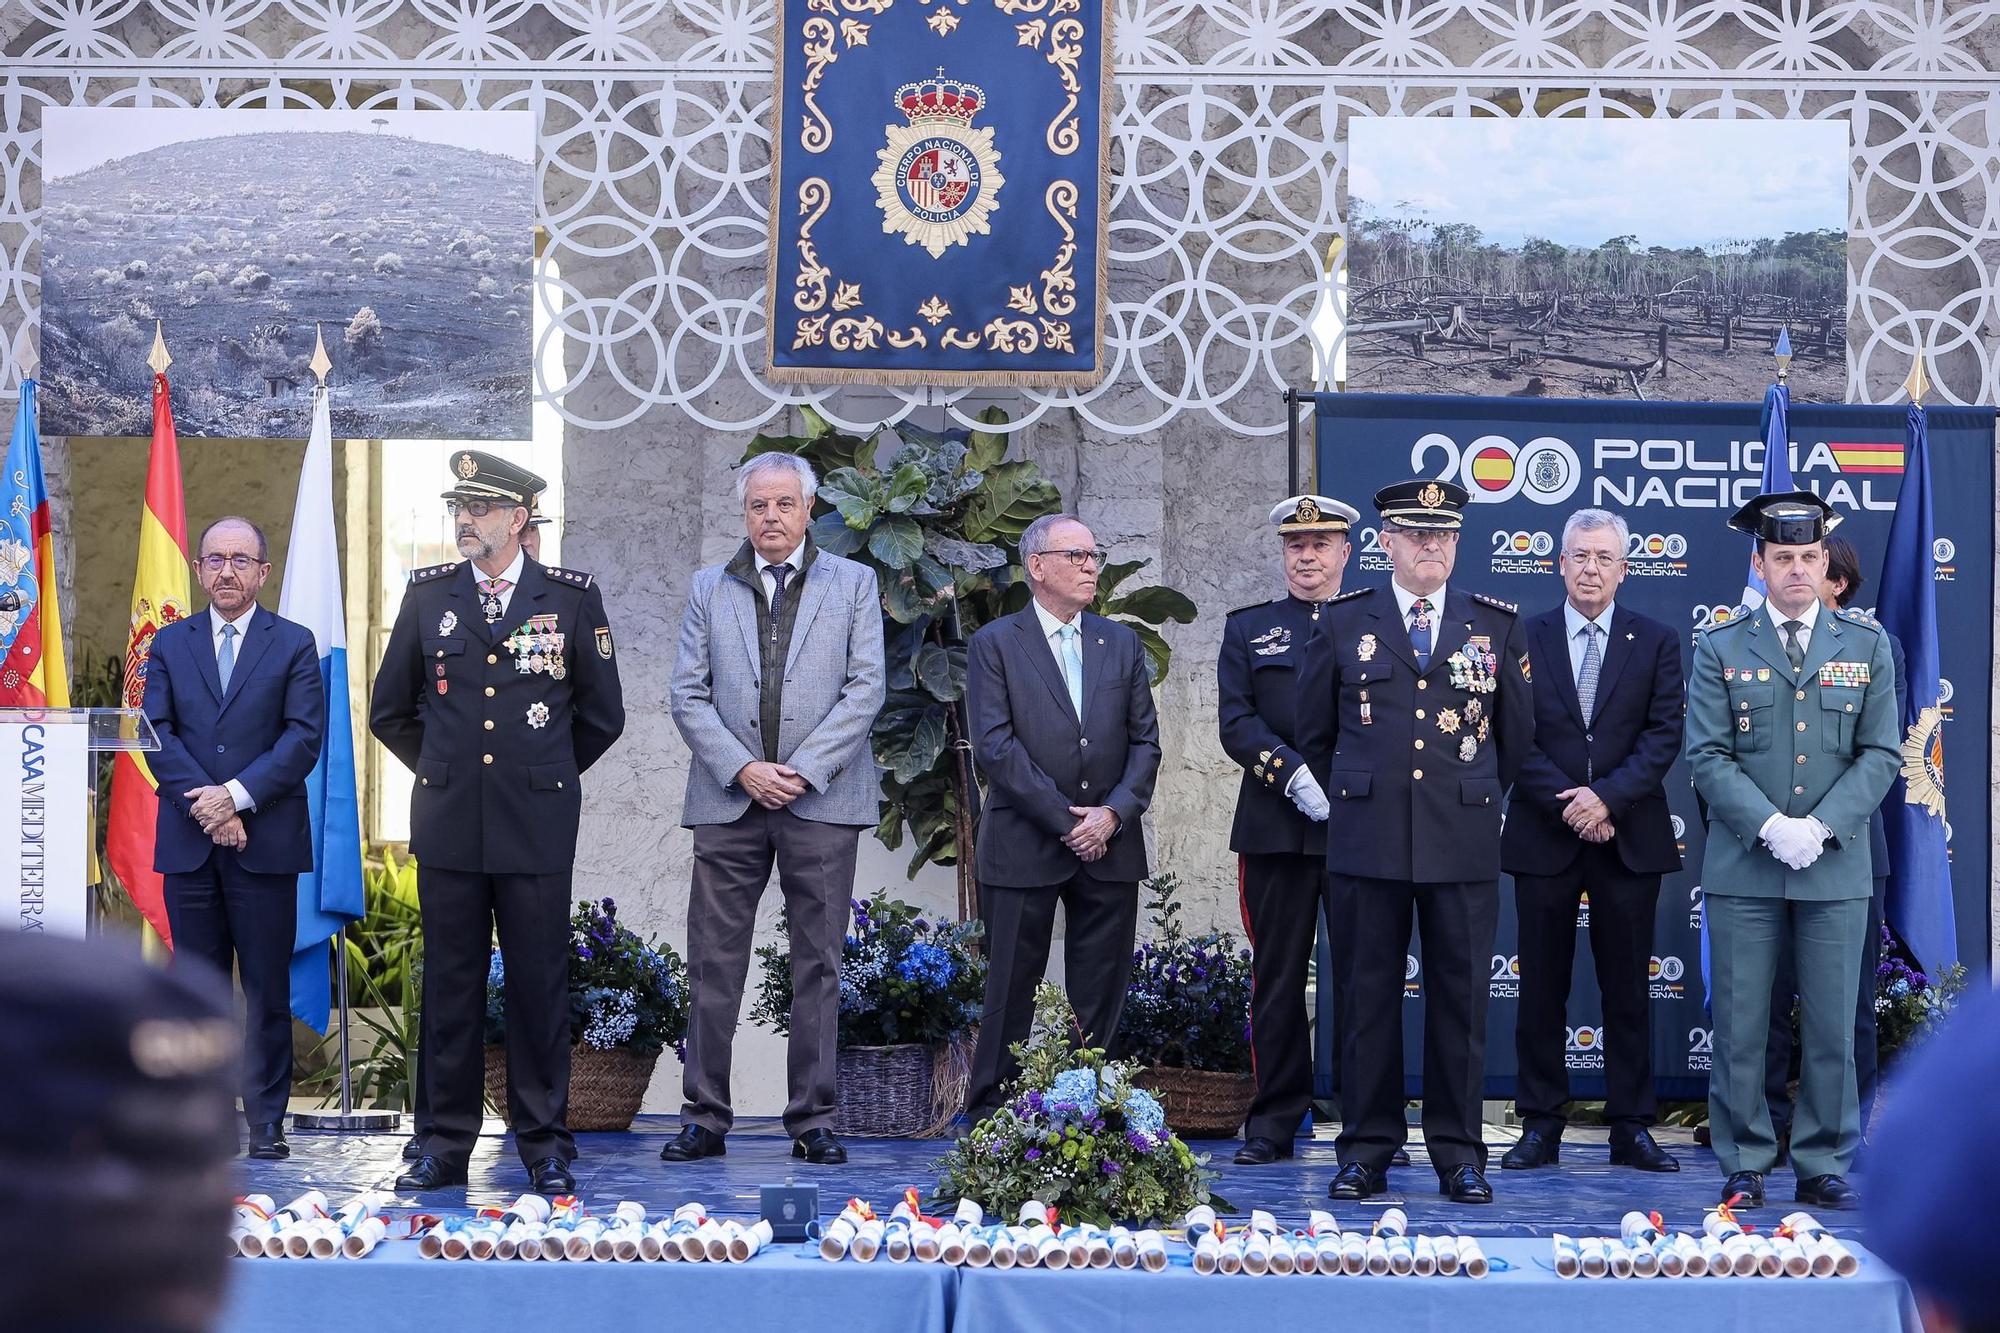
[664,452,886,1166]
[963,513,1162,1120]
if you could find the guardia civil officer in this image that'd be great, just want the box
[370,450,625,1193]
[1687,491,1897,1211]
[1296,479,1533,1205]
[1219,494,1354,1165]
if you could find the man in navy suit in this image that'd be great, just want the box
[962,512,1161,1120]
[1500,507,1684,1173]
[141,516,325,1160]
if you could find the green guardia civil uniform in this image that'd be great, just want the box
[1686,506,1899,1186]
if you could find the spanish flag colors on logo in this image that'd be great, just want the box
[0,379,71,708]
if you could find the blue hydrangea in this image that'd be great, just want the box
[1049,1068,1099,1114]
[894,940,956,989]
[582,988,640,1050]
[1123,1089,1165,1135]
[487,950,505,989]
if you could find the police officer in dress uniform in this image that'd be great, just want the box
[370,450,625,1193]
[1687,491,1897,1212]
[1220,494,1354,1166]
[1297,479,1533,1206]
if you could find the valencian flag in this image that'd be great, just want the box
[106,372,190,945]
[1875,387,1956,973]
[766,0,1108,385]
[0,380,72,707]
[278,386,365,1032]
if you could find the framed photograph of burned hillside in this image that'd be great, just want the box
[1344,117,1849,402]
[40,108,533,440]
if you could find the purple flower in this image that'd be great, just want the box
[1125,1130,1156,1155]
[578,943,594,960]
[1100,1160,1121,1175]
[1025,1147,1042,1161]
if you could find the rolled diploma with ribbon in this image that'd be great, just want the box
[1241,1230,1270,1276]
[963,1225,995,1268]
[1376,1207,1408,1239]
[1268,1232,1296,1276]
[1248,1209,1278,1235]
[1749,1234,1782,1278]
[1307,1210,1339,1239]
[1412,1234,1437,1277]
[1341,1233,1367,1276]
[818,1217,856,1262]
[1702,1208,1745,1245]
[416,1218,454,1261]
[1058,1224,1089,1268]
[1621,1211,1663,1246]
[1136,1229,1169,1273]
[1386,1235,1416,1277]
[1292,1234,1318,1275]
[1035,1233,1069,1269]
[343,1215,389,1260]
[1781,1214,1857,1277]
[1192,1232,1221,1276]
[1630,1238,1659,1278]
[736,1219,774,1262]
[850,1219,884,1263]
[953,1200,985,1229]
[1018,1201,1052,1229]
[563,1217,605,1262]
[1364,1235,1390,1277]
[1181,1204,1218,1240]
[1607,1240,1634,1279]
[1436,1235,1461,1277]
[1721,1234,1758,1277]
[1551,1234,1581,1279]
[701,1219,731,1263]
[1010,1226,1039,1268]
[987,1226,1018,1270]
[1457,1237,1489,1279]
[593,1202,646,1261]
[1108,1226,1138,1270]
[1774,1235,1809,1278]
[1676,1234,1707,1277]
[937,1223,966,1266]
[1698,1235,1729,1277]
[883,1218,913,1263]
[911,1220,942,1263]
[1216,1233,1244,1276]
[1652,1235,1682,1278]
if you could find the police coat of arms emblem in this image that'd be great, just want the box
[872,71,1006,259]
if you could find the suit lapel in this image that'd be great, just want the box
[1366,595,1421,674]
[1537,610,1584,728]
[189,615,224,703]
[452,562,500,645]
[1588,605,1637,720]
[1015,609,1077,723]
[1798,609,1844,682]
[1744,611,1799,682]
[782,558,835,676]
[487,560,551,653]
[1079,612,1111,722]
[217,611,276,714]
[1438,589,1480,674]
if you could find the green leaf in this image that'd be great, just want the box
[742,433,814,460]
[965,404,1011,474]
[1127,621,1174,685]
[809,511,864,556]
[923,530,1010,572]
[915,642,968,701]
[881,573,933,624]
[884,461,929,513]
[800,405,836,440]
[913,555,954,596]
[1091,558,1149,602]
[963,460,1062,545]
[889,707,949,783]
[1106,585,1199,625]
[868,515,925,568]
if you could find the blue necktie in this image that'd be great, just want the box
[1409,597,1433,672]
[1058,623,1084,720]
[217,621,238,693]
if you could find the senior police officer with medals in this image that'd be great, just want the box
[1687,491,1897,1211]
[370,450,626,1193]
[1219,494,1356,1166]
[1296,478,1533,1205]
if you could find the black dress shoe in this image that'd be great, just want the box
[245,1122,290,1161]
[1722,1170,1764,1208]
[1440,1164,1493,1204]
[1796,1173,1860,1210]
[659,1124,727,1162]
[1500,1129,1560,1170]
[1609,1128,1679,1173]
[528,1156,576,1194]
[793,1128,847,1165]
[1233,1136,1294,1165]
[396,1154,468,1190]
[1390,1148,1411,1167]
[402,1135,424,1161]
[1327,1162,1387,1201]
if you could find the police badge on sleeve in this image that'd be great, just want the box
[873,73,1006,259]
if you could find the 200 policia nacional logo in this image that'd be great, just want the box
[873,72,1006,259]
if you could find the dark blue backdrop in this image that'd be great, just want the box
[1307,391,1996,1101]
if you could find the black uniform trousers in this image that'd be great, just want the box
[966,872,1138,1119]
[1330,873,1497,1176]
[1239,852,1331,1144]
[1512,840,1661,1138]
[164,854,297,1127]
[1765,873,1887,1140]
[419,866,574,1169]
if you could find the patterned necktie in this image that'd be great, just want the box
[1576,622,1602,727]
[217,621,238,692]
[478,576,512,624]
[1409,597,1434,671]
[1782,618,1806,673]
[1058,622,1084,720]
[768,562,791,623]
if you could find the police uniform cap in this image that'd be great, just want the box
[1726,489,1841,544]
[1374,477,1470,531]
[1269,493,1359,536]
[442,449,545,507]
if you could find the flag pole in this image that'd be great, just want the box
[290,326,395,1132]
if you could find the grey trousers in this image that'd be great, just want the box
[681,804,860,1136]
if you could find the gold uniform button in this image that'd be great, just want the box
[482,753,493,765]
[1415,708,1426,719]
[1416,680,1428,691]
[484,720,495,731]
[487,653,498,665]
[1413,739,1425,750]
[1412,768,1424,780]
[485,686,496,697]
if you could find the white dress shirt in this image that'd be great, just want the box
[1767,594,1821,662]
[1564,599,1618,685]
[209,603,257,812]
[753,542,805,605]
[471,547,526,618]
[1032,596,1083,668]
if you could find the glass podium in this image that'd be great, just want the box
[0,707,156,938]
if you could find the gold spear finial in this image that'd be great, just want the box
[147,320,172,376]
[308,323,332,386]
[1902,348,1930,406]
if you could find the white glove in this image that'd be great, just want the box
[1759,815,1825,870]
[1285,767,1331,822]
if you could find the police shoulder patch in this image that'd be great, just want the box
[1471,592,1518,615]
[1226,598,1283,619]
[543,565,594,589]
[1701,608,1754,638]
[1836,606,1881,629]
[409,561,460,584]
[1325,587,1373,606]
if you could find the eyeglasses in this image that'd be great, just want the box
[1032,547,1108,569]
[445,499,500,518]
[1563,551,1625,570]
[197,554,263,573]
[1386,527,1456,548]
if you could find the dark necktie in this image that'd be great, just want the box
[768,562,791,630]
[1781,618,1806,673]
[1409,597,1434,671]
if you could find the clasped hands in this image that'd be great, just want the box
[184,785,247,849]
[1762,814,1832,870]
[1556,786,1615,844]
[1064,805,1119,863]
[737,761,808,810]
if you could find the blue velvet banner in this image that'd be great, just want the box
[766,0,1108,386]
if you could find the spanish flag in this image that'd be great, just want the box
[0,380,71,707]
[105,372,190,945]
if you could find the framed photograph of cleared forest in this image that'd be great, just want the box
[1345,118,1849,401]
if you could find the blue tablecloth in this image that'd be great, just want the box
[218,1242,957,1332]
[952,1239,1920,1333]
